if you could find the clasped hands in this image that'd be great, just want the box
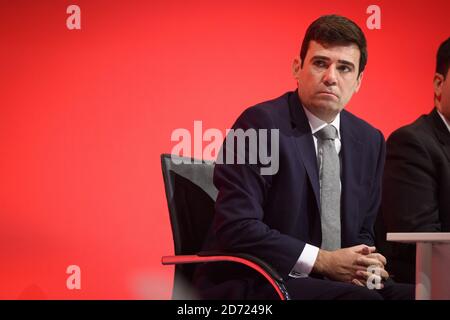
[313,244,389,289]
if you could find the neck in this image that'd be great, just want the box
[303,105,338,123]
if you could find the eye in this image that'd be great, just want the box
[337,65,352,73]
[313,60,327,68]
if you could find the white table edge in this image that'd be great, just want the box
[386,232,450,243]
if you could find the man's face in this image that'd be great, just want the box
[434,70,450,121]
[293,40,363,122]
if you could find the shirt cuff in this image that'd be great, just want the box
[289,244,320,278]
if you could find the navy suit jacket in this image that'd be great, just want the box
[376,108,450,283]
[194,90,385,296]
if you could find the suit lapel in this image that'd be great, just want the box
[288,92,321,211]
[430,108,450,162]
[288,92,365,245]
[340,111,363,245]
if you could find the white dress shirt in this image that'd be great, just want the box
[289,106,341,278]
[437,109,450,133]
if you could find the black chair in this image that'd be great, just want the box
[160,154,290,300]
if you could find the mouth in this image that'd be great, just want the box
[317,91,338,98]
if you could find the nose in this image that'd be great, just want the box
[323,65,337,86]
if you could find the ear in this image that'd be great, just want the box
[292,56,301,80]
[434,73,444,101]
[354,71,364,93]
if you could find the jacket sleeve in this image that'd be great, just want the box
[358,129,386,246]
[212,107,306,278]
[381,129,441,232]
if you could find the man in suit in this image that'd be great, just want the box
[194,15,414,299]
[377,37,450,284]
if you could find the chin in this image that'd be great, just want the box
[316,102,343,114]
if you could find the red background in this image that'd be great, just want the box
[0,0,449,299]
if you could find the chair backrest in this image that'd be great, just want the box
[160,154,218,296]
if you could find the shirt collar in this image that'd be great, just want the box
[437,109,450,134]
[302,105,341,139]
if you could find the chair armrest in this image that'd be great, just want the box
[198,250,284,282]
[161,253,290,300]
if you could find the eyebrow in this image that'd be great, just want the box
[311,55,356,70]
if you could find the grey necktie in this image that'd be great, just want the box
[314,124,341,251]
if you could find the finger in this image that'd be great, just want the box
[354,274,368,284]
[354,265,368,272]
[351,244,374,253]
[366,253,387,266]
[356,269,389,281]
[356,270,382,282]
[352,279,365,287]
[356,256,384,268]
[355,257,381,268]
[355,270,368,280]
[379,269,390,280]
[379,253,387,266]
[360,247,370,255]
[357,245,376,255]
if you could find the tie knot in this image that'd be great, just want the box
[314,124,338,141]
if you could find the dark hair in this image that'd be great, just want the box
[436,37,450,79]
[300,15,367,75]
